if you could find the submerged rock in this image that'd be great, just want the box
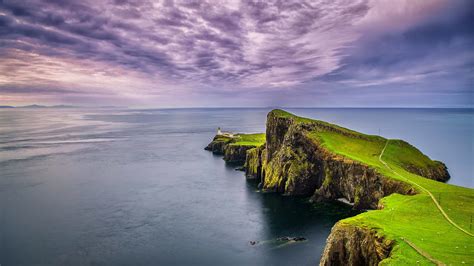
[277,236,307,242]
[249,240,259,246]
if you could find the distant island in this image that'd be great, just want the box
[0,104,79,108]
[0,105,125,109]
[22,104,80,108]
[206,109,473,265]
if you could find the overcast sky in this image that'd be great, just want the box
[0,0,472,107]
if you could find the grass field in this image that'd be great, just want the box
[230,133,265,147]
[275,110,474,265]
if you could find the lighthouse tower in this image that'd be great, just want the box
[217,127,223,135]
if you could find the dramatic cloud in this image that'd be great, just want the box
[0,0,472,107]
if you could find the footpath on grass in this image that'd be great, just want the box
[378,140,473,265]
[379,140,474,238]
[400,238,445,266]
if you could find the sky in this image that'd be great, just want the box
[0,0,472,107]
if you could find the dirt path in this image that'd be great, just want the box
[400,238,445,266]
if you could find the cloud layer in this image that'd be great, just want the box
[0,0,472,107]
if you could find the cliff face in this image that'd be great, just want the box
[311,154,420,209]
[406,161,450,182]
[223,145,254,163]
[244,145,266,180]
[247,111,415,208]
[205,135,261,164]
[205,135,232,155]
[263,123,325,196]
[319,222,393,266]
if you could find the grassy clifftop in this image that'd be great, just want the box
[210,133,265,147]
[230,133,265,146]
[271,109,473,265]
[205,133,265,163]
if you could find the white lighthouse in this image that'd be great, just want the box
[217,127,234,137]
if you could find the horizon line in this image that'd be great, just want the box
[1,105,473,109]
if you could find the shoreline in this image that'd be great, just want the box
[205,109,473,265]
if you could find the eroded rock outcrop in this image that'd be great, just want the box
[311,157,416,209]
[223,144,254,163]
[244,145,266,180]
[320,223,393,266]
[263,123,324,196]
[246,111,416,208]
[205,135,232,155]
[205,135,261,164]
[406,160,450,182]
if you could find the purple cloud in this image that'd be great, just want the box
[0,0,472,107]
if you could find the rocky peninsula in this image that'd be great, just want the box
[205,109,473,265]
[205,132,265,163]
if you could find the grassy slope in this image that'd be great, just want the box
[230,133,265,147]
[274,110,474,265]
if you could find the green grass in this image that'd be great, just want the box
[230,133,265,147]
[271,109,360,135]
[383,139,446,173]
[213,135,233,142]
[272,109,474,265]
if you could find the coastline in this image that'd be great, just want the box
[205,109,474,265]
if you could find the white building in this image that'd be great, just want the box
[217,127,234,137]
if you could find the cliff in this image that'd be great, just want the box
[206,110,472,265]
[246,110,427,208]
[244,145,266,180]
[205,133,265,163]
[205,135,233,155]
[320,222,393,266]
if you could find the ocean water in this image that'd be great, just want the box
[0,108,472,265]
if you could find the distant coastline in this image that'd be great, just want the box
[0,105,125,109]
[1,105,472,110]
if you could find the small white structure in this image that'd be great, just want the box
[217,127,234,137]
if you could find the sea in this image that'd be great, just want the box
[0,108,472,265]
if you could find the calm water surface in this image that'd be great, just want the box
[0,108,472,265]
